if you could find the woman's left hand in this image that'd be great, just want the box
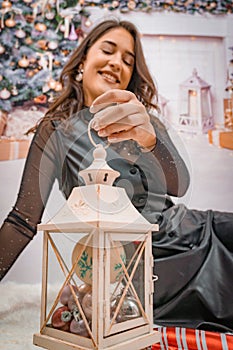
[90,89,156,150]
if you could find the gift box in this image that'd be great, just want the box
[208,129,233,150]
[152,326,233,350]
[0,138,31,161]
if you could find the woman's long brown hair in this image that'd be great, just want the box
[30,19,159,132]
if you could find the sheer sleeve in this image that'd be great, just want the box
[151,117,190,196]
[0,120,58,281]
[138,115,190,197]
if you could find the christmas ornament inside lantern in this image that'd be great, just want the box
[178,68,214,133]
[33,132,160,350]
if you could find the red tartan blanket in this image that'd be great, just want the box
[152,327,233,350]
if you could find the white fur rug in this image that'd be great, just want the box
[0,282,57,350]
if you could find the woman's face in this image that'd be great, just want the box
[82,27,135,106]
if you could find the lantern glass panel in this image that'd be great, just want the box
[104,233,148,337]
[188,89,198,117]
[43,231,94,339]
[179,87,189,116]
[201,88,211,118]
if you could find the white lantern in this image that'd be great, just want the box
[178,68,214,133]
[33,135,160,349]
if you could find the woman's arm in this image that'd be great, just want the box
[90,89,190,198]
[0,120,58,281]
[149,116,190,197]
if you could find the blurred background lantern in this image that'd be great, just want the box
[33,128,160,350]
[178,68,214,133]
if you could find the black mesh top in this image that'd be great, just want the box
[0,108,190,280]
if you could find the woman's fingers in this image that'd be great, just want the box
[90,89,156,149]
[90,89,136,113]
[92,103,146,131]
[97,114,145,137]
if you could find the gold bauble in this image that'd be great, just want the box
[127,0,136,10]
[18,56,30,68]
[0,45,5,54]
[1,0,12,8]
[5,17,16,28]
[34,22,47,32]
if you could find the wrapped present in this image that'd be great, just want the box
[0,138,31,161]
[208,129,233,150]
[152,326,233,350]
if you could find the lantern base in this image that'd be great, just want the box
[33,330,160,350]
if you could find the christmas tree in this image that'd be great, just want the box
[0,0,232,112]
[0,0,90,112]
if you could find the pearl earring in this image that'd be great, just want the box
[75,68,83,82]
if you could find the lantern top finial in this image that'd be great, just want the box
[180,68,211,89]
[79,123,120,186]
[192,68,198,77]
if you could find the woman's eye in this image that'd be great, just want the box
[124,58,134,67]
[102,49,112,54]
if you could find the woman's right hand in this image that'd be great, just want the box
[90,89,156,150]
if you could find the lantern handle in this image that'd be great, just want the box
[88,119,110,149]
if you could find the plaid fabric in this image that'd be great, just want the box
[152,327,233,350]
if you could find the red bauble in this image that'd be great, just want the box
[51,306,72,330]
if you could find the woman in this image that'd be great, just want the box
[0,19,232,332]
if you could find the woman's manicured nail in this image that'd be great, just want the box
[108,137,119,143]
[91,119,99,130]
[98,130,107,137]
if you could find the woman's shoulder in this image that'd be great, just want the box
[36,116,63,133]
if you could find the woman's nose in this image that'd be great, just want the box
[108,53,122,70]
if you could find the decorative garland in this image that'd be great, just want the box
[86,0,233,15]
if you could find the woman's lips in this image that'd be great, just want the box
[99,71,120,84]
